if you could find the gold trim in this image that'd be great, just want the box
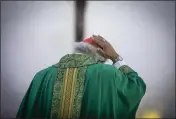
[69,68,77,118]
[64,68,73,118]
[59,68,76,118]
[51,66,87,118]
[60,68,69,117]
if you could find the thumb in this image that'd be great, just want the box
[97,48,106,57]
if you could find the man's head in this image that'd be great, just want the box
[74,37,107,62]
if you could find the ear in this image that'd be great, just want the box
[73,42,80,52]
[73,42,81,48]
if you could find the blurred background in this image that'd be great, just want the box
[1,1,175,118]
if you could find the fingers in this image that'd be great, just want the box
[97,35,111,45]
[93,35,105,42]
[92,35,105,48]
[97,35,105,42]
[97,48,106,57]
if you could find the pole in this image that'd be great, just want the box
[75,0,86,42]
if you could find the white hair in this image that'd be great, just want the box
[73,42,107,62]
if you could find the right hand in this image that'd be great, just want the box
[92,35,119,63]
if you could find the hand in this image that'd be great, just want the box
[92,35,119,63]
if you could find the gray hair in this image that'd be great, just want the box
[73,42,107,62]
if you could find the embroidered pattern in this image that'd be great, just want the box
[53,54,98,68]
[50,68,65,118]
[60,68,75,118]
[119,65,135,74]
[71,67,87,118]
[51,54,97,118]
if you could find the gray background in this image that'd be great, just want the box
[1,1,175,118]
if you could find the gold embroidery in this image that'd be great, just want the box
[71,67,87,117]
[60,68,69,117]
[59,68,78,118]
[61,68,73,118]
[119,65,135,74]
[69,69,77,117]
[50,68,66,118]
[51,54,95,119]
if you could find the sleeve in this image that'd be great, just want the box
[115,65,146,117]
[16,69,48,118]
[16,80,34,118]
[16,67,57,118]
[113,60,126,69]
[80,63,146,118]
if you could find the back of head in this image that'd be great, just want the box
[73,37,107,62]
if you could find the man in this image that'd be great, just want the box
[16,35,146,119]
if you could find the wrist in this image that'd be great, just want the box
[111,54,123,64]
[111,54,119,63]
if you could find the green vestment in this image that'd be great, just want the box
[16,54,146,119]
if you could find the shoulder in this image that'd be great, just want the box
[34,66,57,78]
[87,63,120,75]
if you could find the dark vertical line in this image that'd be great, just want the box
[75,0,86,42]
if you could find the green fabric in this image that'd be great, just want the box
[80,63,146,119]
[16,66,57,118]
[16,54,146,119]
[51,54,98,118]
[54,54,98,68]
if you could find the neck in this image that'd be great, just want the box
[73,42,107,62]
